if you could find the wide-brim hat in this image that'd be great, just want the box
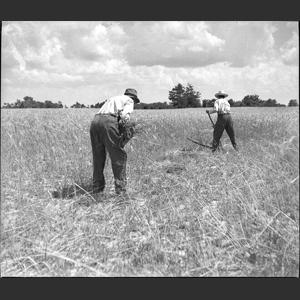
[124,88,140,103]
[215,90,228,98]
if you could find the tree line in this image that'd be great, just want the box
[167,83,298,108]
[2,96,64,109]
[2,84,298,109]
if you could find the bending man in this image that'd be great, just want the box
[90,88,140,195]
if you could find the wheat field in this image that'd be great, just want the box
[1,107,299,276]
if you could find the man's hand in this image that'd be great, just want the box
[122,114,130,122]
[118,118,136,148]
[120,113,130,122]
[206,110,210,114]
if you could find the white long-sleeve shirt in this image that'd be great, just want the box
[96,95,134,120]
[209,98,231,114]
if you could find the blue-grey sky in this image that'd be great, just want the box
[1,21,298,106]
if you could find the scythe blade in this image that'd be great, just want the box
[187,137,213,149]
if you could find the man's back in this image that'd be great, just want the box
[215,98,231,114]
[97,95,134,118]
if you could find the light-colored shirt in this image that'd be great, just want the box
[212,98,231,114]
[96,95,134,120]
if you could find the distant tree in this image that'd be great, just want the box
[178,96,188,108]
[43,100,49,108]
[169,83,201,108]
[44,100,54,108]
[3,103,12,108]
[134,102,148,109]
[228,99,234,106]
[185,83,201,108]
[232,101,243,107]
[242,94,260,106]
[202,99,215,107]
[134,101,172,110]
[71,102,82,108]
[93,101,106,108]
[2,97,63,109]
[264,98,277,107]
[288,99,299,107]
[23,96,35,108]
[257,99,265,107]
[154,102,170,109]
[36,101,45,108]
[169,83,186,108]
[15,99,22,108]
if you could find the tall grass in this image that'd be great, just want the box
[1,107,299,276]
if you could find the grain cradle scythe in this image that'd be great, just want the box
[186,137,213,149]
[186,111,223,150]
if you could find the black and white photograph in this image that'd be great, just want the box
[1,21,299,277]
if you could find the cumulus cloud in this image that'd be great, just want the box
[286,22,298,28]
[2,78,12,85]
[1,21,298,106]
[122,21,285,69]
[124,21,225,68]
[11,44,26,71]
[280,31,299,65]
[214,21,279,68]
[61,22,126,63]
[2,22,64,72]
[2,21,127,73]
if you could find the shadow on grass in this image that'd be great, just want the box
[50,183,126,207]
[51,183,95,199]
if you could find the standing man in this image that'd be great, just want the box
[206,90,238,152]
[90,88,140,195]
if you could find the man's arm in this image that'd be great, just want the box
[206,100,218,114]
[120,98,134,121]
[206,109,217,114]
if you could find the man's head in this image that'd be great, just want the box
[215,90,228,99]
[124,88,140,103]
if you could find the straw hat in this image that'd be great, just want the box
[215,90,228,98]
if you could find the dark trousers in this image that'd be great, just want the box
[212,114,238,151]
[90,114,127,194]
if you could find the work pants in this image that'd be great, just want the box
[212,114,238,151]
[90,114,127,194]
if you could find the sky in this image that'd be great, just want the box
[1,21,299,107]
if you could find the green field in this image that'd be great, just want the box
[1,107,299,276]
